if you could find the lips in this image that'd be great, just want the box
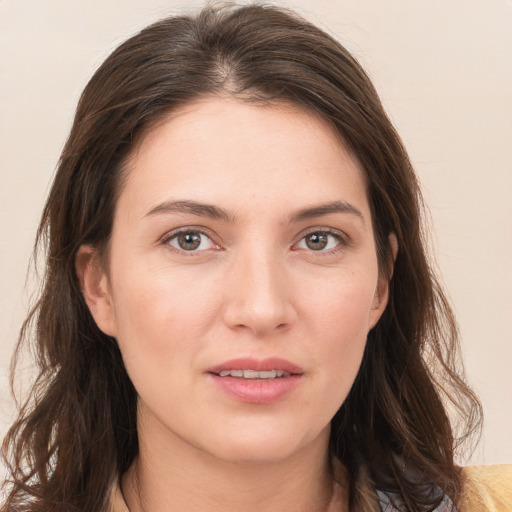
[208,357,303,376]
[217,369,290,379]
[207,357,303,404]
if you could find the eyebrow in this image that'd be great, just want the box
[144,199,364,225]
[144,200,235,222]
[289,200,365,225]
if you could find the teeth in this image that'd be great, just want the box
[218,369,290,379]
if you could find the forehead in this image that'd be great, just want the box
[119,96,370,221]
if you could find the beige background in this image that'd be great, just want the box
[1,0,511,472]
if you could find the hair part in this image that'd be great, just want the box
[2,4,481,512]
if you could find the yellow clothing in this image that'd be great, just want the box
[459,465,512,512]
[109,464,512,511]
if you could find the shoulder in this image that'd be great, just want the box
[459,464,512,512]
[377,464,512,512]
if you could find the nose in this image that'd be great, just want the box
[222,247,297,337]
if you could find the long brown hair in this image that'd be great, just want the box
[2,4,481,511]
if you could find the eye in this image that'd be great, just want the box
[166,230,216,252]
[295,231,343,252]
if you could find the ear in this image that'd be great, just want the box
[369,233,398,330]
[75,245,117,337]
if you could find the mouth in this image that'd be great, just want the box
[215,369,292,379]
[207,358,303,404]
[207,357,303,378]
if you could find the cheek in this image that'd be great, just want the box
[298,267,377,396]
[113,257,219,329]
[109,262,221,385]
[301,265,378,338]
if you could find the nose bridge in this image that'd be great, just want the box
[223,237,294,335]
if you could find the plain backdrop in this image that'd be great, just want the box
[1,0,511,475]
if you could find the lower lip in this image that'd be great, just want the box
[209,374,302,404]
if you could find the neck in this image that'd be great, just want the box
[121,410,347,512]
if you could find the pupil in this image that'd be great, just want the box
[306,233,328,250]
[179,232,201,250]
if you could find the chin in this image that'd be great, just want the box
[214,442,301,466]
[203,423,328,466]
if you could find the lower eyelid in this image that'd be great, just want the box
[160,228,350,253]
[295,230,349,250]
[163,229,217,252]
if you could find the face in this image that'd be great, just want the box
[79,96,390,465]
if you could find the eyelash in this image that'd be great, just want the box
[294,228,350,255]
[160,227,220,255]
[160,227,350,255]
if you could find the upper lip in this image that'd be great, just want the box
[207,357,303,375]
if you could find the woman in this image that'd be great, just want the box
[1,4,509,512]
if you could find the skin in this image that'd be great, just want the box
[77,96,393,512]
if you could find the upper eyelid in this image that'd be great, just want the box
[295,227,351,243]
[160,226,217,243]
[291,229,353,256]
[159,225,351,249]
[161,228,221,255]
